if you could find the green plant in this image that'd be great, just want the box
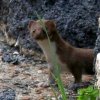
[35,12,67,100]
[77,86,99,100]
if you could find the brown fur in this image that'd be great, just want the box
[28,20,94,83]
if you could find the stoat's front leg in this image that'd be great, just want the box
[48,63,57,85]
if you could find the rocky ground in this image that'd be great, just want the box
[0,37,74,100]
[0,36,95,100]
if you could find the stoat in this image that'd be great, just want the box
[28,20,94,84]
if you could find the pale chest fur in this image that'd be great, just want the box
[37,39,69,72]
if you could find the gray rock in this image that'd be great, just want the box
[0,88,15,100]
[2,51,25,65]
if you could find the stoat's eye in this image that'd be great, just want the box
[32,29,36,33]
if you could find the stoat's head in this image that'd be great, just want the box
[28,20,57,40]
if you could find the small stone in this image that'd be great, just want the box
[37,82,49,88]
[41,55,46,61]
[38,95,45,100]
[20,62,27,67]
[51,97,56,100]
[29,50,35,56]
[13,51,19,55]
[19,95,31,100]
[37,70,42,74]
[42,69,48,74]
[35,88,42,94]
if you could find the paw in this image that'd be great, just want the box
[68,82,92,91]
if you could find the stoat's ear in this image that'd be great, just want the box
[45,20,57,39]
[28,20,36,29]
[45,20,56,32]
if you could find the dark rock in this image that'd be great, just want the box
[0,88,15,100]
[2,51,25,65]
[0,0,99,51]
